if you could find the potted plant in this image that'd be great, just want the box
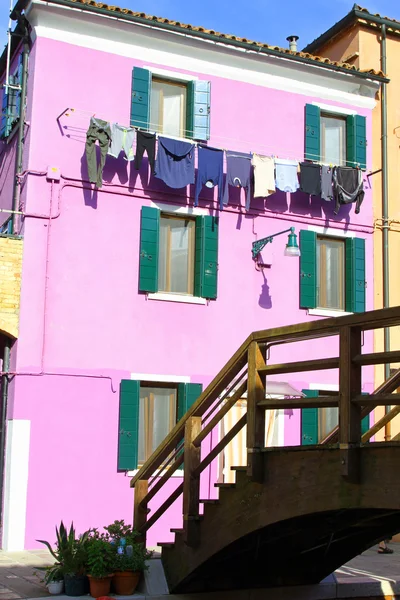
[112,545,152,595]
[104,520,152,595]
[37,522,89,597]
[40,564,64,595]
[86,533,114,597]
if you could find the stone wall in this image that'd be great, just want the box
[0,235,23,339]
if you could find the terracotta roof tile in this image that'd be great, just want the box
[47,0,386,78]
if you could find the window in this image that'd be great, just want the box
[118,379,203,471]
[318,407,338,442]
[300,230,366,314]
[131,67,211,141]
[304,104,366,169]
[0,54,23,140]
[138,385,177,465]
[150,78,187,138]
[139,206,219,300]
[301,390,369,445]
[320,114,346,166]
[316,236,345,310]
[158,215,195,295]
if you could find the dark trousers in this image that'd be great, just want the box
[85,118,112,188]
[134,131,156,173]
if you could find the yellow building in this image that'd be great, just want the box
[304,4,400,441]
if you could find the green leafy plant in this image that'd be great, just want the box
[86,534,114,579]
[37,521,89,576]
[103,520,139,546]
[112,544,152,573]
[36,564,64,584]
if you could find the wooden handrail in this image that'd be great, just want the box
[193,381,247,448]
[321,367,400,445]
[258,396,339,409]
[130,334,251,486]
[257,357,339,376]
[130,307,400,541]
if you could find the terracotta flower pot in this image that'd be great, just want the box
[113,571,141,595]
[87,574,113,598]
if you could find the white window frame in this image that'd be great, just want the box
[127,373,191,477]
[145,66,198,142]
[147,202,208,305]
[307,225,354,318]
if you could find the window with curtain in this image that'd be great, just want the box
[150,78,187,138]
[321,113,347,166]
[319,407,339,442]
[138,386,177,465]
[158,215,195,295]
[316,236,345,310]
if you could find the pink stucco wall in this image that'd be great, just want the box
[6,34,375,548]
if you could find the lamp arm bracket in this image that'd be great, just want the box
[252,227,294,259]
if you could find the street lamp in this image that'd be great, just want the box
[252,227,301,260]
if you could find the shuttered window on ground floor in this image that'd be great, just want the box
[118,379,203,471]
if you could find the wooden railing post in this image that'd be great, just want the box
[339,325,362,482]
[246,341,266,483]
[134,479,148,544]
[182,416,202,546]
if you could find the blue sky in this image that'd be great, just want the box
[0,0,400,53]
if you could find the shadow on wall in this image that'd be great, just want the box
[258,271,272,310]
[79,145,360,235]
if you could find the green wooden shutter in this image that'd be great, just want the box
[186,80,211,141]
[118,380,140,470]
[13,54,23,127]
[0,91,9,139]
[305,104,320,162]
[194,216,219,299]
[301,390,319,445]
[346,115,367,169]
[345,237,366,313]
[299,230,317,309]
[361,392,369,436]
[139,206,159,293]
[177,383,203,422]
[177,383,203,456]
[131,67,151,129]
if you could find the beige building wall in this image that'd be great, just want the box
[310,24,400,440]
[0,236,23,340]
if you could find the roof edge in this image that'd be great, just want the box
[21,0,389,83]
[303,4,400,54]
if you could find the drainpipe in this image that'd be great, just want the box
[380,24,391,439]
[11,16,29,235]
[0,340,10,530]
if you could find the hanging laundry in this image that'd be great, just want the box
[332,167,364,215]
[155,137,195,188]
[108,123,135,161]
[223,151,252,210]
[275,159,299,193]
[85,117,112,188]
[321,166,333,202]
[134,131,156,173]
[252,154,275,198]
[299,162,321,196]
[195,146,224,207]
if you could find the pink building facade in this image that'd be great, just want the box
[0,0,383,550]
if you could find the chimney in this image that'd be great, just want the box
[286,35,299,52]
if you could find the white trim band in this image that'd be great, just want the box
[147,292,207,305]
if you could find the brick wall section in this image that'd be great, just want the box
[0,236,23,339]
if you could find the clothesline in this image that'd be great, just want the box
[62,106,367,169]
[85,113,367,217]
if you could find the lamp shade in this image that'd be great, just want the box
[285,230,301,257]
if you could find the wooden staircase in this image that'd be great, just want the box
[130,307,400,593]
